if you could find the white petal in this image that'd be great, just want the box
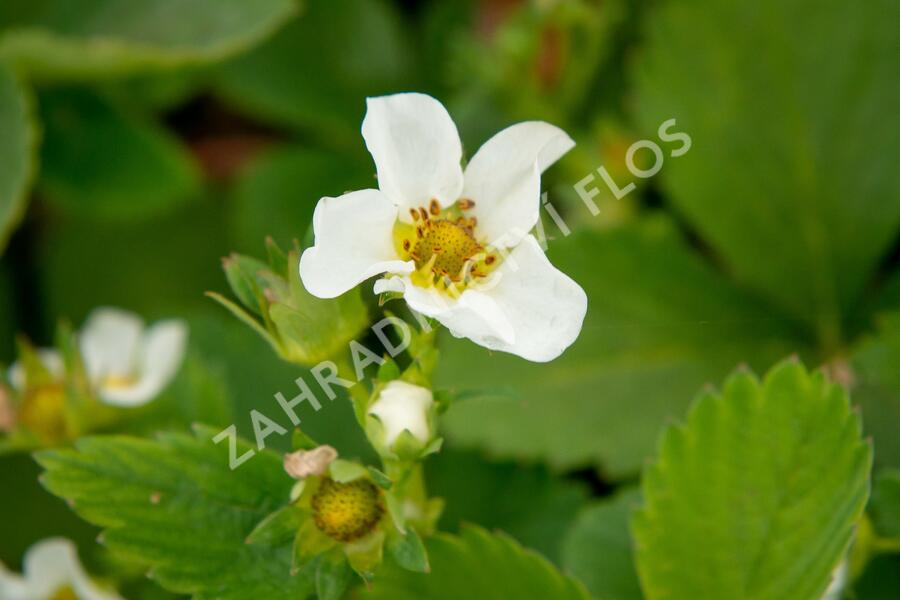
[362,93,464,215]
[300,189,413,299]
[0,561,30,600]
[7,349,64,391]
[465,235,586,361]
[368,380,434,444]
[79,307,144,382]
[463,121,575,246]
[398,278,516,348]
[22,538,122,600]
[98,320,188,408]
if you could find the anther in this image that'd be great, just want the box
[410,208,420,221]
[429,198,441,215]
[419,207,429,221]
[457,198,475,210]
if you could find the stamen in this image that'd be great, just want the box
[419,207,429,221]
[457,198,475,210]
[429,198,441,215]
[410,208,420,221]
[402,239,411,251]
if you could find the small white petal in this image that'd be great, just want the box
[362,93,464,215]
[97,320,188,408]
[79,308,144,382]
[398,278,516,348]
[7,349,64,391]
[471,235,587,361]
[368,380,433,444]
[463,121,575,246]
[21,538,122,600]
[300,189,414,299]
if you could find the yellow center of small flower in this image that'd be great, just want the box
[19,384,68,443]
[51,585,78,600]
[394,198,500,296]
[311,478,384,542]
[102,373,138,390]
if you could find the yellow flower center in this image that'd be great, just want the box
[311,478,384,542]
[51,585,78,600]
[19,384,68,443]
[394,199,500,296]
[102,373,138,390]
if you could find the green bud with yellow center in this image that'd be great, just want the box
[311,478,384,543]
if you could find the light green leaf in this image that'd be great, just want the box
[36,427,316,599]
[438,221,806,477]
[851,311,900,469]
[0,0,298,80]
[0,63,37,254]
[634,0,900,346]
[561,489,643,600]
[633,360,872,600]
[428,450,588,563]
[212,0,412,142]
[359,525,590,600]
[38,88,200,222]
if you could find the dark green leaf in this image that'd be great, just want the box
[0,63,36,254]
[438,221,807,477]
[38,89,200,222]
[561,489,643,600]
[634,0,900,345]
[0,0,298,79]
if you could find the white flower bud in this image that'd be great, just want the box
[367,380,434,445]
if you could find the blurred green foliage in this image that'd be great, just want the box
[1,0,899,598]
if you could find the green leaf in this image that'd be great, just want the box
[634,0,900,346]
[428,450,588,563]
[851,311,900,469]
[0,0,298,80]
[359,525,590,600]
[632,360,872,600]
[212,0,412,142]
[561,489,643,600]
[36,427,316,599]
[438,221,807,477]
[870,469,900,540]
[38,88,200,222]
[0,63,36,254]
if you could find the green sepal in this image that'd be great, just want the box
[291,427,319,451]
[246,504,307,547]
[384,490,406,534]
[367,467,392,490]
[377,357,401,383]
[344,529,385,581]
[329,459,368,483]
[387,527,430,573]
[315,550,353,600]
[222,253,269,316]
[293,517,336,574]
[265,235,289,276]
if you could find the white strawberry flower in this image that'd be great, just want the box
[78,307,187,407]
[0,538,122,599]
[299,93,587,362]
